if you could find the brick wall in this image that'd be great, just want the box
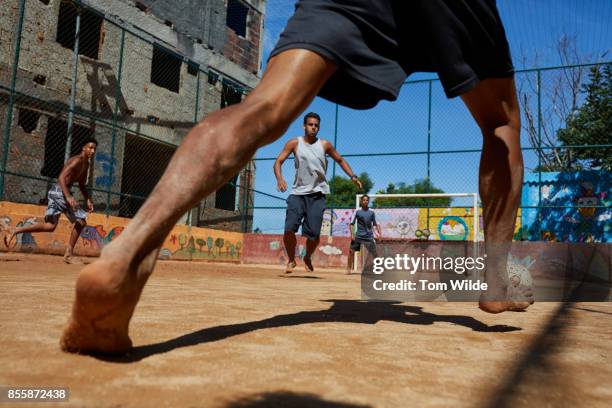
[222,0,262,74]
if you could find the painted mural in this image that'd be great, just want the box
[0,201,243,262]
[241,233,352,267]
[81,225,124,248]
[522,171,611,242]
[319,207,501,242]
[159,227,243,262]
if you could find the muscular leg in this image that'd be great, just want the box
[61,49,337,354]
[460,77,529,313]
[4,216,57,248]
[64,219,86,263]
[303,238,318,272]
[283,230,297,273]
[346,249,355,274]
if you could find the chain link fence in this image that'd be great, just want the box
[0,0,255,232]
[250,65,611,241]
[1,0,610,241]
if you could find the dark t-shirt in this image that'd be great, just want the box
[351,209,377,241]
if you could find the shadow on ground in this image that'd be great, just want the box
[95,300,520,363]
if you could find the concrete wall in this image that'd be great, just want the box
[0,201,349,267]
[0,0,263,231]
[0,200,244,261]
[242,234,352,268]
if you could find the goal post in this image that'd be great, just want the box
[352,193,481,272]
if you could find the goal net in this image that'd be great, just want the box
[351,193,481,272]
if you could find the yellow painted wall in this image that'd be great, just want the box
[417,207,522,241]
[0,201,243,261]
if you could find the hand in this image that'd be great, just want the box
[87,198,94,212]
[351,176,363,189]
[67,196,77,210]
[277,178,288,192]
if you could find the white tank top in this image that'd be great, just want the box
[291,137,330,195]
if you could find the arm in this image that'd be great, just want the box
[350,212,356,240]
[374,214,382,238]
[78,174,93,212]
[323,140,362,189]
[273,139,297,192]
[58,158,80,210]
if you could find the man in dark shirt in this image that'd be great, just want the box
[347,195,382,274]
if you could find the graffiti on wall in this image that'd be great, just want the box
[94,153,117,187]
[1,202,246,261]
[0,215,38,249]
[319,207,484,241]
[438,216,468,241]
[522,171,611,242]
[80,225,124,248]
[160,233,243,261]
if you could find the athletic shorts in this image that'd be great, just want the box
[44,184,88,223]
[350,239,377,256]
[284,192,326,240]
[270,0,514,109]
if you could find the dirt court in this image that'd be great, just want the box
[0,253,610,408]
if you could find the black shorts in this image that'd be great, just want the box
[284,193,326,240]
[270,0,514,109]
[350,240,377,256]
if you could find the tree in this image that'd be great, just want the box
[196,238,205,253]
[187,236,196,254]
[327,172,373,208]
[518,34,609,171]
[556,63,611,170]
[214,237,224,256]
[374,178,451,208]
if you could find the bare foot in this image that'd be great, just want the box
[479,299,532,314]
[285,261,296,274]
[507,257,535,306]
[345,270,352,275]
[60,246,158,355]
[478,256,535,314]
[64,255,83,265]
[63,251,82,264]
[3,231,15,249]
[303,256,314,273]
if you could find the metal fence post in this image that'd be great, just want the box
[0,0,27,200]
[329,103,339,236]
[106,28,126,216]
[65,5,81,162]
[426,80,433,232]
[536,69,542,241]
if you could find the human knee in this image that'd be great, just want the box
[241,95,293,143]
[479,113,520,136]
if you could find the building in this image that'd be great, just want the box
[0,0,265,232]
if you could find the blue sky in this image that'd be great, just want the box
[251,0,612,233]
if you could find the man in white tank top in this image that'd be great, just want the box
[274,112,362,273]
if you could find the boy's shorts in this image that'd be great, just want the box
[350,239,377,256]
[44,184,88,223]
[270,0,514,109]
[284,192,326,240]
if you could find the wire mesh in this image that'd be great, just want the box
[0,0,609,241]
[0,0,253,232]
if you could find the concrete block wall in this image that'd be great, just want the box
[1,0,265,231]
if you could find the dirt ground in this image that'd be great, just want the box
[0,253,610,408]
